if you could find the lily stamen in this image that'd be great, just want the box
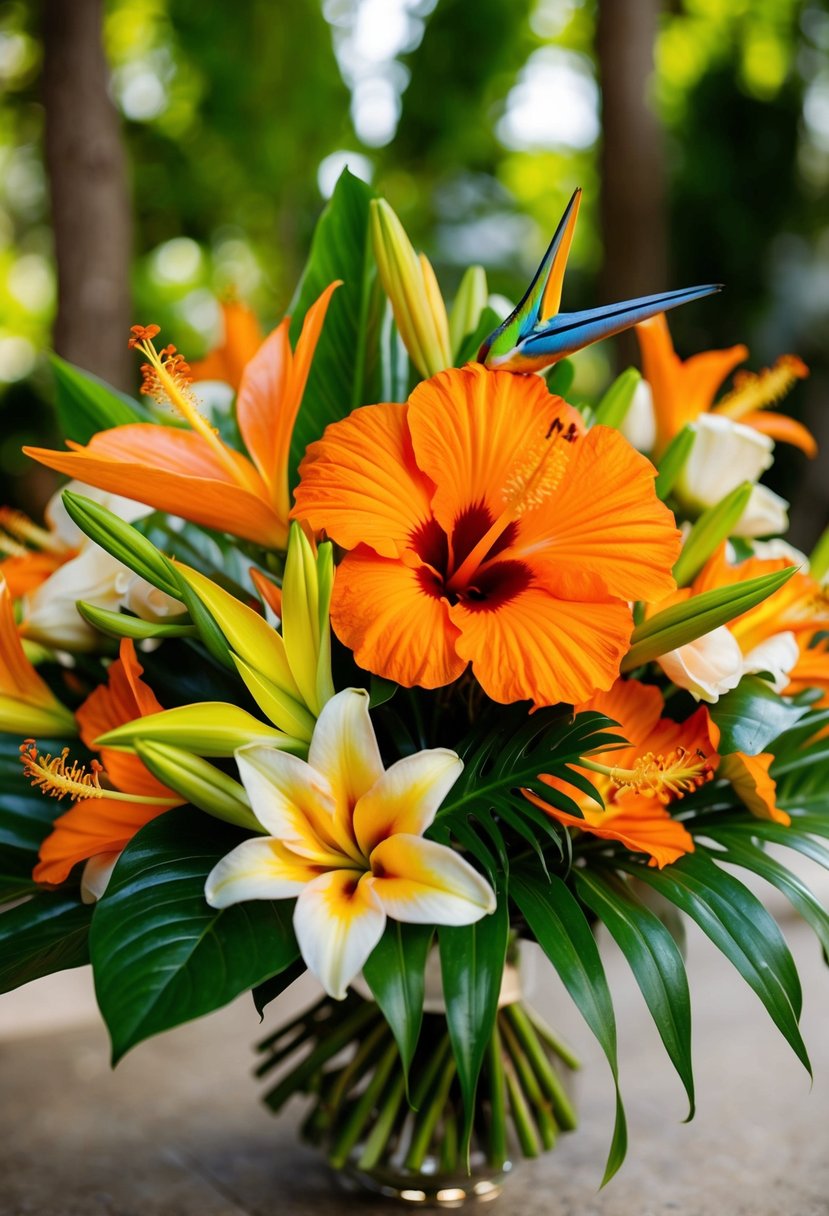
[716,354,809,421]
[20,740,172,805]
[0,507,65,553]
[581,746,714,806]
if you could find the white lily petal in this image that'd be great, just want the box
[674,414,773,515]
[45,480,153,551]
[750,539,809,569]
[619,379,656,452]
[743,631,800,693]
[658,626,744,703]
[22,547,126,650]
[734,484,789,539]
[205,837,322,908]
[234,745,344,861]
[353,748,463,857]
[293,870,386,1000]
[369,834,496,926]
[80,851,121,904]
[308,688,384,811]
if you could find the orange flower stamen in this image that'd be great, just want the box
[128,325,244,485]
[0,507,65,554]
[582,745,715,806]
[447,417,578,592]
[20,739,172,805]
[716,354,809,421]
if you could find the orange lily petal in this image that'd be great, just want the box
[294,402,435,558]
[516,425,681,603]
[33,795,174,886]
[0,577,64,712]
[448,568,633,707]
[718,750,790,827]
[740,411,817,457]
[25,425,286,549]
[0,552,69,598]
[330,546,465,689]
[191,300,264,391]
[250,567,283,619]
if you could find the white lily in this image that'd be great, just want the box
[619,378,657,453]
[674,414,788,537]
[742,631,800,693]
[658,625,744,703]
[205,688,495,1000]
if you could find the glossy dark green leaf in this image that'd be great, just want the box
[51,355,145,444]
[574,869,695,1119]
[438,891,509,1155]
[0,733,63,856]
[90,806,300,1062]
[616,852,810,1075]
[288,170,381,483]
[0,892,91,993]
[363,921,432,1083]
[252,957,307,1019]
[510,871,627,1185]
[545,356,575,398]
[709,676,809,757]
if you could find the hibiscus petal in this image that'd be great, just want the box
[293,869,386,1000]
[34,795,176,886]
[718,751,790,826]
[308,689,384,826]
[515,425,681,603]
[234,744,347,862]
[353,749,463,857]
[205,837,328,907]
[330,547,465,689]
[293,402,435,558]
[368,834,495,924]
[525,789,694,869]
[25,426,285,549]
[449,574,633,707]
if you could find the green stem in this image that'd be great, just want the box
[505,1004,578,1131]
[328,1039,400,1169]
[486,1021,509,1169]
[523,1004,582,1071]
[357,1070,408,1171]
[409,1031,452,1112]
[263,1001,380,1112]
[324,1019,391,1126]
[440,1105,459,1174]
[499,1011,557,1151]
[404,1048,457,1171]
[503,1056,539,1158]
[256,994,329,1054]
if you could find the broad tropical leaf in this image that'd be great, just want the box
[709,676,810,757]
[363,921,432,1086]
[51,355,145,445]
[0,892,91,993]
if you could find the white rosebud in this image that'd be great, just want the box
[657,625,744,703]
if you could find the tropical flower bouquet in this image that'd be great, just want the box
[2,173,828,1205]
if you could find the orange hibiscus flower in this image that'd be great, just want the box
[293,364,681,707]
[29,639,181,895]
[525,679,713,868]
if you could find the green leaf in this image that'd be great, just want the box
[809,524,829,582]
[511,871,627,1185]
[0,733,64,856]
[672,482,754,586]
[704,831,829,957]
[709,676,810,756]
[369,674,398,708]
[455,305,501,367]
[654,426,695,500]
[51,355,145,444]
[288,170,381,483]
[62,492,182,599]
[622,566,796,671]
[438,891,509,1156]
[0,892,91,994]
[574,869,695,1119]
[592,367,640,429]
[90,806,300,1062]
[363,921,432,1085]
[77,602,197,641]
[0,849,39,901]
[615,852,810,1075]
[252,957,307,1019]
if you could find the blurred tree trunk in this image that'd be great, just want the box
[596,0,667,365]
[42,0,133,390]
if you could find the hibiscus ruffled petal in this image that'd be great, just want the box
[525,789,694,869]
[368,834,495,924]
[293,869,386,1000]
[205,837,329,907]
[293,402,435,558]
[330,548,466,689]
[353,749,463,857]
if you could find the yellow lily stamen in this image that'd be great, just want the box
[20,740,173,804]
[0,507,65,553]
[581,746,715,806]
[129,324,244,486]
[715,354,809,420]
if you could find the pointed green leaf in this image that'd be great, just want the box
[0,892,91,993]
[614,852,810,1075]
[809,524,829,582]
[363,921,432,1084]
[545,357,575,398]
[51,354,145,445]
[709,676,810,756]
[654,425,695,500]
[592,367,640,430]
[511,871,627,1185]
[672,482,754,586]
[574,869,695,1119]
[439,891,509,1156]
[90,807,300,1062]
[623,566,796,671]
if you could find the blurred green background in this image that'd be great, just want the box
[1,0,827,544]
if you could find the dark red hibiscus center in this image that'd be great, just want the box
[411,503,532,611]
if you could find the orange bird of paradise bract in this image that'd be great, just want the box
[293,363,681,709]
[25,283,340,551]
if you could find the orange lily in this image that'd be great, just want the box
[190,299,263,390]
[24,283,340,551]
[0,505,73,598]
[293,364,681,708]
[30,639,181,894]
[526,679,712,868]
[636,313,812,458]
[706,715,789,827]
[0,577,75,736]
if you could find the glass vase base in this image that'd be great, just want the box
[337,1159,511,1207]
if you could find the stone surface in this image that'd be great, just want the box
[0,916,828,1215]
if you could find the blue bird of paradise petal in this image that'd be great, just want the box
[478,188,721,372]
